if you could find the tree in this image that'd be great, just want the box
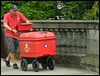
[59,1,99,20]
[1,1,99,20]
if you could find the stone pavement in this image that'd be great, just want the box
[1,59,99,75]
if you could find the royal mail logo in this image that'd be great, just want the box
[17,17,20,20]
[14,6,16,8]
[24,44,30,52]
[24,48,30,51]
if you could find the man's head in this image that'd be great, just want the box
[10,4,18,16]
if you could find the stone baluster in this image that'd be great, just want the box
[61,31,66,46]
[67,29,73,54]
[82,29,87,54]
[80,29,85,55]
[77,29,83,56]
[56,31,61,54]
[65,29,68,46]
[53,29,58,48]
[72,30,78,55]
[40,28,43,31]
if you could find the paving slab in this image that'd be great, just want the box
[1,60,99,75]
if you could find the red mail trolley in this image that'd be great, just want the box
[16,23,56,72]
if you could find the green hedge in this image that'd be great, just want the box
[1,1,99,20]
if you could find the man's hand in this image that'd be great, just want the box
[12,30,18,33]
[30,27,33,31]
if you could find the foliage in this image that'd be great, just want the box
[1,1,55,20]
[1,1,99,20]
[61,1,99,20]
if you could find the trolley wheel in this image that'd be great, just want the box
[21,59,28,71]
[41,62,47,69]
[48,58,55,70]
[32,60,39,72]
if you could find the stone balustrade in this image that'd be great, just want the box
[1,20,99,72]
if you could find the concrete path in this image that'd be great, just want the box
[1,59,99,75]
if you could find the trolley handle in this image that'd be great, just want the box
[11,27,19,40]
[11,34,19,40]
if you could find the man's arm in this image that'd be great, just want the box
[4,23,17,33]
[26,20,33,31]
[4,23,12,31]
[26,20,30,23]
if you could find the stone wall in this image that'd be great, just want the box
[1,20,99,72]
